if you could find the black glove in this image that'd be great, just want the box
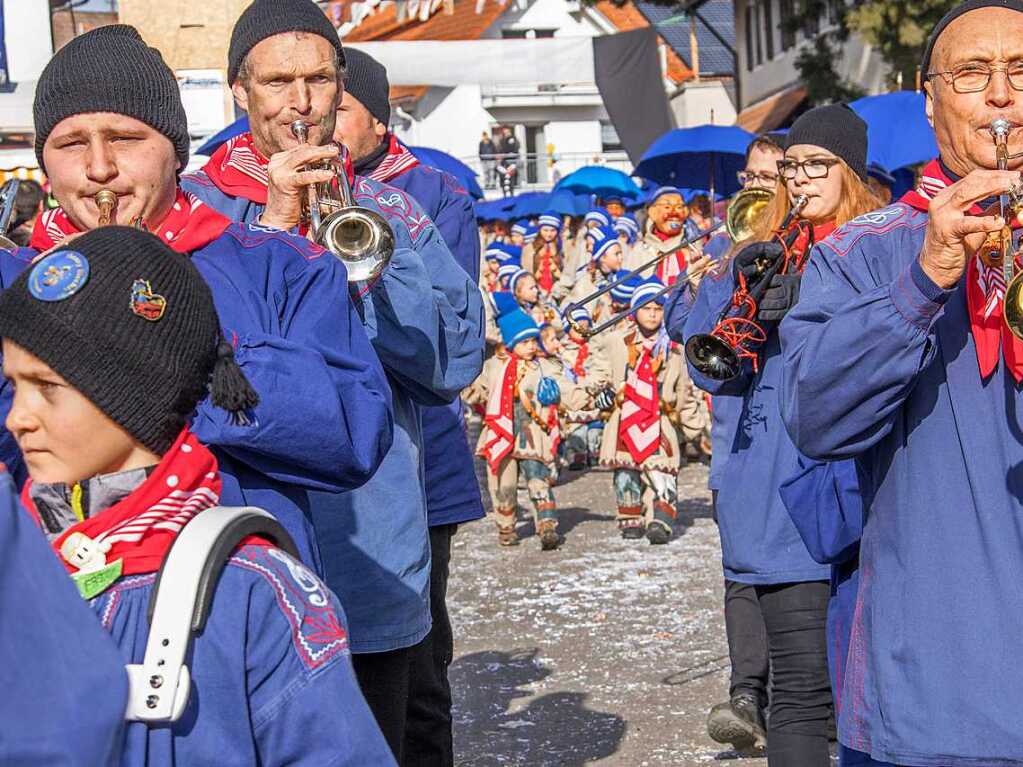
[732,240,785,300]
[757,273,801,322]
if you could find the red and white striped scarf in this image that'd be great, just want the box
[901,159,1023,383]
[20,430,244,579]
[619,334,662,464]
[483,356,517,473]
[30,188,230,254]
[363,134,420,184]
[651,229,687,285]
[202,131,357,204]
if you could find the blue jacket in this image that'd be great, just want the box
[779,201,1023,765]
[684,259,829,585]
[98,543,395,766]
[9,224,395,576]
[665,232,739,491]
[779,458,864,719]
[184,169,485,652]
[0,473,127,766]
[383,161,485,528]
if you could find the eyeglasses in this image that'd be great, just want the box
[737,170,779,186]
[777,158,842,180]
[927,62,1023,93]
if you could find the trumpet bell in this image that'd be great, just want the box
[726,187,773,243]
[1005,272,1023,340]
[317,206,395,283]
[685,333,743,381]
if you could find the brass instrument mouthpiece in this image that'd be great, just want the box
[290,120,310,143]
[992,118,1012,139]
[793,194,809,213]
[95,190,117,227]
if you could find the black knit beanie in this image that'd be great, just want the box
[0,227,259,455]
[785,103,869,182]
[922,0,1023,75]
[228,0,346,84]
[343,48,391,125]
[33,25,189,174]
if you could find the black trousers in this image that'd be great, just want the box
[404,523,457,767]
[714,491,770,704]
[352,642,415,763]
[755,581,833,767]
[724,579,770,703]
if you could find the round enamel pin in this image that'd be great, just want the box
[28,250,90,302]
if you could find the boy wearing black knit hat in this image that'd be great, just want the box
[19,23,394,575]
[1,226,394,765]
[182,3,485,755]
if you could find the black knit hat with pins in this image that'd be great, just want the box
[0,227,259,455]
[33,25,190,174]
[228,0,346,84]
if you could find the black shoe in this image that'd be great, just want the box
[538,522,560,551]
[707,694,767,755]
[646,522,671,545]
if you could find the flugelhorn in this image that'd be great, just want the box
[726,187,774,243]
[290,120,394,283]
[685,195,809,381]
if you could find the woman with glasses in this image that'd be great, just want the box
[674,104,882,766]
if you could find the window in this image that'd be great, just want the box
[754,1,764,66]
[802,0,820,37]
[763,0,775,60]
[779,0,795,50]
[745,4,755,71]
[601,121,622,152]
[501,27,555,39]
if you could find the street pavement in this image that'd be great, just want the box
[447,459,771,766]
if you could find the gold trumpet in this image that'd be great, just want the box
[726,187,774,243]
[290,121,394,283]
[989,119,1023,339]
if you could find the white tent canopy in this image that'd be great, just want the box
[0,80,37,135]
[346,39,596,86]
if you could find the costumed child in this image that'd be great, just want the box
[560,305,611,470]
[469,308,586,550]
[564,228,624,327]
[509,221,527,247]
[483,260,524,348]
[523,211,564,299]
[0,227,394,765]
[509,267,564,333]
[597,278,706,544]
[482,242,519,293]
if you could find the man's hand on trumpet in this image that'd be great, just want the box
[919,169,1019,290]
[258,142,339,231]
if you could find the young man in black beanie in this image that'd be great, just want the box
[18,23,394,575]
[335,46,485,766]
[183,3,485,758]
[0,225,395,766]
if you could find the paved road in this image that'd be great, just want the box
[447,459,769,766]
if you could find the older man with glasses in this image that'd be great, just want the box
[780,1,1023,764]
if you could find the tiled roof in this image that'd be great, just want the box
[736,85,807,133]
[339,0,507,42]
[593,1,692,84]
[634,0,735,77]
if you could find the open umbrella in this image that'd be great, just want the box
[409,146,484,199]
[634,125,755,200]
[546,187,591,216]
[196,115,250,156]
[474,197,516,222]
[850,91,938,173]
[554,166,641,200]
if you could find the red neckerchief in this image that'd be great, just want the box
[30,189,230,253]
[789,220,836,267]
[900,159,1023,383]
[201,131,355,205]
[363,133,420,184]
[573,342,589,379]
[620,333,662,464]
[652,228,688,285]
[535,242,561,294]
[21,430,265,579]
[483,356,517,473]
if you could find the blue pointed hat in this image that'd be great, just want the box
[498,308,541,348]
[631,276,667,310]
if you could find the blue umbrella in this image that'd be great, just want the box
[554,166,641,200]
[196,115,250,156]
[546,187,591,216]
[409,146,484,199]
[505,191,552,219]
[850,91,938,173]
[474,197,516,222]
[634,125,755,199]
